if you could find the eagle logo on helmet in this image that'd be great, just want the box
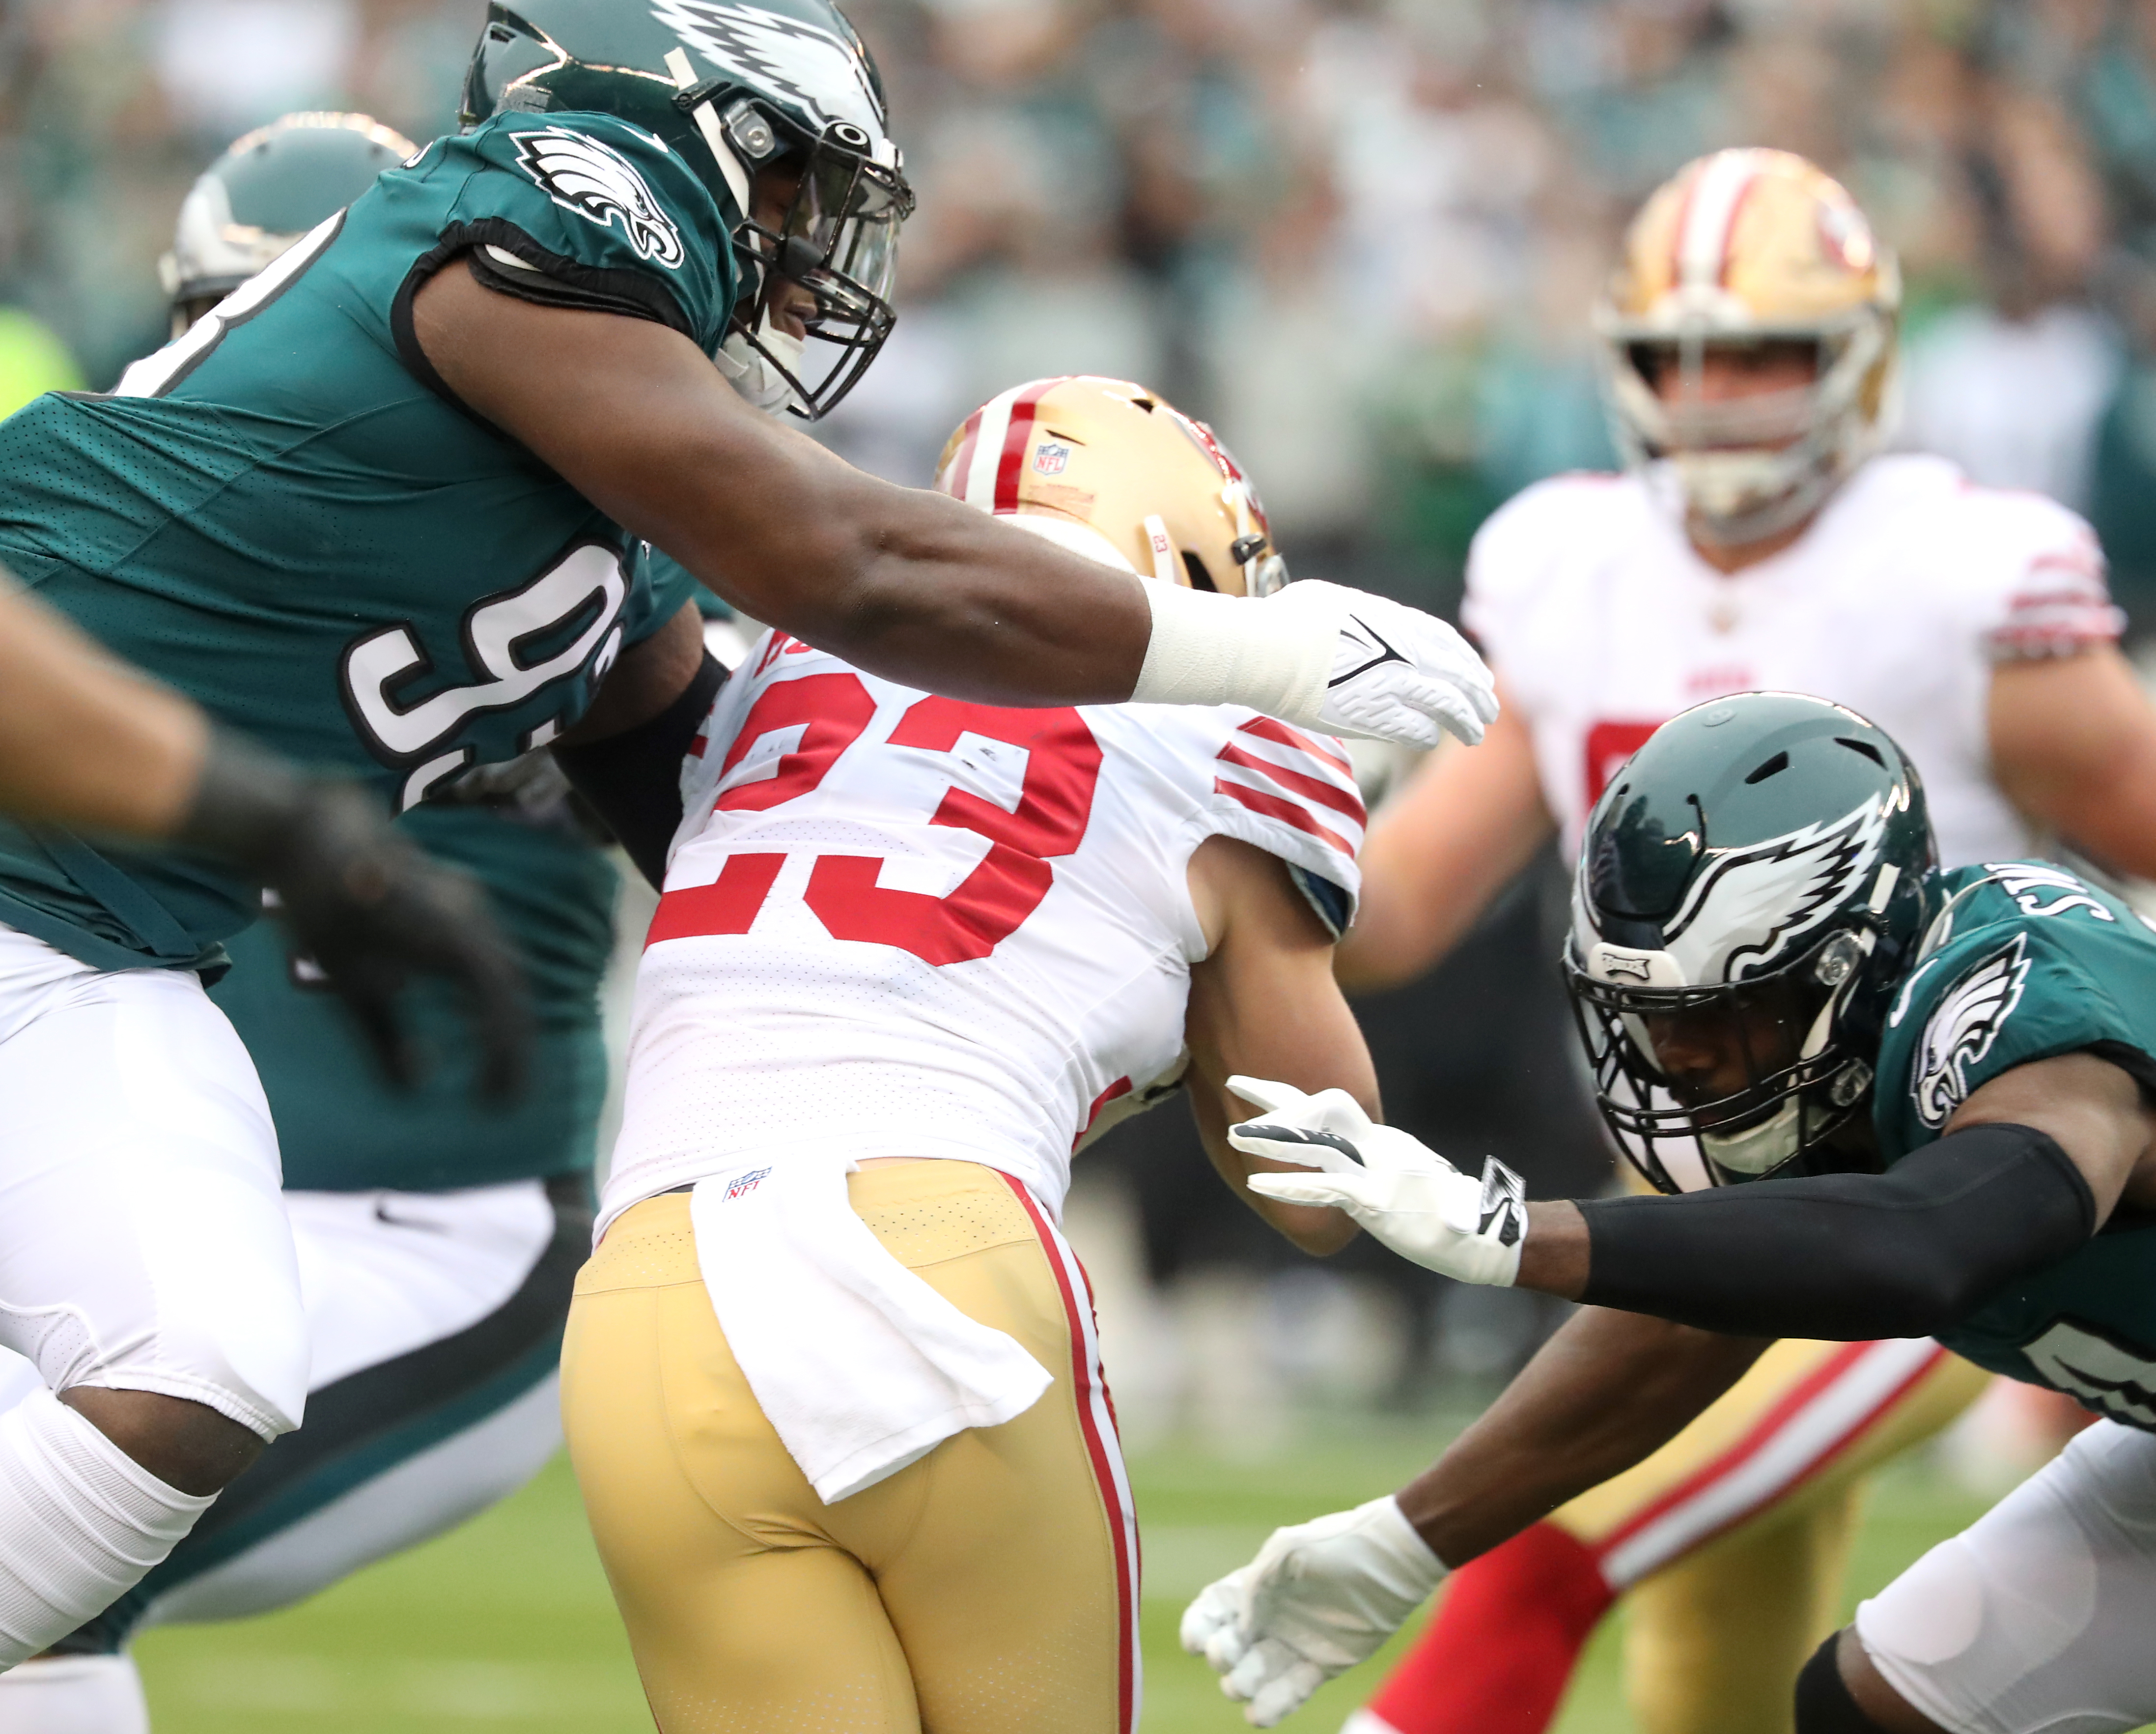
[1912,935,2030,1128]
[513,127,686,267]
[651,0,886,133]
[1658,799,1886,982]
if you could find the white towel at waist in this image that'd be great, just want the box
[690,1155,1054,1504]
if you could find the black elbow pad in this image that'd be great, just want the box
[552,651,727,889]
[1579,1122,2097,1340]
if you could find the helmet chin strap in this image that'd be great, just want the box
[716,315,807,416]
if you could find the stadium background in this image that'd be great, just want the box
[0,0,2146,1727]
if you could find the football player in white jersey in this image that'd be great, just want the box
[563,376,1388,1734]
[1325,149,2156,1734]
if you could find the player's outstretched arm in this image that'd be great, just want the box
[1181,1308,1765,1726]
[412,262,1496,749]
[1335,691,1554,993]
[1234,1051,2145,1341]
[1991,645,2156,880]
[1183,836,1374,1256]
[0,576,212,838]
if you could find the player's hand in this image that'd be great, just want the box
[1272,581,1497,750]
[178,734,532,1100]
[1226,1078,1526,1286]
[1180,1496,1449,1727]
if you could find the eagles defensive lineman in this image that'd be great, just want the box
[0,0,1495,1671]
[1190,693,2156,1734]
[0,113,631,1733]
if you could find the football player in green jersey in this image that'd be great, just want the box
[0,114,633,1732]
[0,0,1499,1665]
[1186,691,2156,1733]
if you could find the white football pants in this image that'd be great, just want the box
[1856,1417,2156,1734]
[0,926,305,1439]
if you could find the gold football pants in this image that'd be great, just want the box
[561,1161,1139,1734]
[1568,1336,1989,1734]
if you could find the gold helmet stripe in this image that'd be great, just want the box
[1675,147,1769,292]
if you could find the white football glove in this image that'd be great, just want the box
[1180,1496,1448,1728]
[1227,1078,1528,1287]
[1282,580,1498,749]
[1129,579,1497,753]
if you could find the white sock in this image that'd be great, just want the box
[0,1392,214,1669]
[0,1655,148,1733]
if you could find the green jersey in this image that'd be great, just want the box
[0,109,730,972]
[211,800,617,1192]
[1876,862,2156,1427]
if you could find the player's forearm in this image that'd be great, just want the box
[1395,1308,1765,1564]
[1510,1124,2098,1339]
[0,583,210,837]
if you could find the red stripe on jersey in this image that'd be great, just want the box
[1074,1076,1133,1152]
[1593,1340,1945,1575]
[645,854,786,947]
[1217,741,1365,823]
[993,380,1058,513]
[1213,778,1356,855]
[1235,715,1353,775]
[1000,1174,1139,1734]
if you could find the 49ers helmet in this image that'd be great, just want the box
[931,376,1288,597]
[1596,149,1900,546]
[1565,693,1936,1194]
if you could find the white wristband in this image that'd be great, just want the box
[1130,581,1331,726]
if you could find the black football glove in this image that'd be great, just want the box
[177,732,532,1100]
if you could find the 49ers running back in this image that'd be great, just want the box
[1334,148,2156,1734]
[565,377,1393,1734]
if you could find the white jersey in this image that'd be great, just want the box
[601,630,1365,1233]
[1465,455,2121,866]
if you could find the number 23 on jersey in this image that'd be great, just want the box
[647,640,1103,967]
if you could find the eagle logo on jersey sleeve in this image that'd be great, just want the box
[513,127,686,268]
[1912,934,2031,1129]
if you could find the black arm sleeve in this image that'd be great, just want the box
[551,651,727,890]
[1578,1122,2099,1340]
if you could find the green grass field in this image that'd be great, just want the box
[129,1413,2004,1733]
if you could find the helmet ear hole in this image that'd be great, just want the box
[1180,551,1217,593]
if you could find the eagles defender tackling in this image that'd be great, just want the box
[0,112,639,1734]
[1193,692,2156,1734]
[566,375,1396,1734]
[1330,148,2156,1734]
[0,0,1493,1673]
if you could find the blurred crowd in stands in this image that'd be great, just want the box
[14,0,2156,615]
[6,0,2154,1434]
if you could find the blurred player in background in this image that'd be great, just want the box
[0,0,1493,1678]
[1332,148,2156,1734]
[565,376,1384,1734]
[0,113,629,1734]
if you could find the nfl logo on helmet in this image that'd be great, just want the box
[1033,440,1071,477]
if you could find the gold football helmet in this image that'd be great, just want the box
[932,375,1287,595]
[1596,148,1900,545]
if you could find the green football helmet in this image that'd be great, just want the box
[161,113,418,336]
[1564,692,1938,1192]
[460,0,913,419]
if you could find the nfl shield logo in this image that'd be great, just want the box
[724,1167,771,1200]
[1033,440,1071,477]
